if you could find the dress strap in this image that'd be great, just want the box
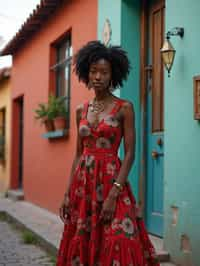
[81,101,89,119]
[110,99,125,116]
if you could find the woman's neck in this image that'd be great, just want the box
[94,90,112,101]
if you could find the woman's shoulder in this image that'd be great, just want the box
[76,103,84,113]
[113,96,134,110]
[76,101,89,111]
[76,101,90,118]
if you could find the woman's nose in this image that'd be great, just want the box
[95,72,101,80]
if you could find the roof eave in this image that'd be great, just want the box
[0,0,64,56]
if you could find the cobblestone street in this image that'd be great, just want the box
[0,220,54,266]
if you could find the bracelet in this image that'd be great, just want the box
[113,181,123,191]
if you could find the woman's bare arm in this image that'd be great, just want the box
[109,101,136,198]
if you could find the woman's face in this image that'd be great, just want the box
[88,59,112,92]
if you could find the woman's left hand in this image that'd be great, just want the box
[99,186,119,223]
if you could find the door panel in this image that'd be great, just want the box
[146,0,165,236]
[18,97,24,189]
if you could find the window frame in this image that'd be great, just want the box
[50,32,72,129]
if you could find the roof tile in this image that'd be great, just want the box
[0,0,64,56]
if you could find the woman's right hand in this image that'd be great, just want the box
[59,193,71,223]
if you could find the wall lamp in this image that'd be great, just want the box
[161,27,184,77]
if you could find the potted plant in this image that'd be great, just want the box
[0,135,5,164]
[34,99,55,132]
[49,95,68,130]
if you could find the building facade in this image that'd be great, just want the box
[1,0,97,212]
[98,0,200,265]
[0,67,11,196]
[1,0,200,264]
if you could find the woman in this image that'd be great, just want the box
[56,41,159,266]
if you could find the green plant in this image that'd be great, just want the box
[0,211,7,221]
[22,230,39,244]
[34,95,68,123]
[49,255,56,265]
[48,95,68,119]
[34,102,50,123]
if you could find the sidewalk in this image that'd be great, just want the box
[0,197,175,265]
[0,197,62,256]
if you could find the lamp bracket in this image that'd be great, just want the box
[166,27,184,39]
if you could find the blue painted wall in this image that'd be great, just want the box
[98,0,141,199]
[98,0,122,99]
[99,0,200,263]
[120,0,141,198]
[164,0,200,264]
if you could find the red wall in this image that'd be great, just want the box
[11,0,96,213]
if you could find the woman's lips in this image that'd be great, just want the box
[93,82,103,87]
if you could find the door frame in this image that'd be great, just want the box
[139,0,165,228]
[10,95,24,190]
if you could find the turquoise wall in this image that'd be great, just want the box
[164,0,200,264]
[98,0,141,199]
[98,0,121,99]
[99,0,200,263]
[120,0,140,198]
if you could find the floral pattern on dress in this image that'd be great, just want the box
[56,99,160,266]
[71,256,84,266]
[104,115,119,127]
[112,260,120,266]
[123,196,131,205]
[96,183,104,202]
[96,137,111,149]
[106,161,117,176]
[121,217,135,235]
[79,124,91,137]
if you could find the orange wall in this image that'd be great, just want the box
[11,0,96,213]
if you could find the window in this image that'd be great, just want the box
[50,34,72,129]
[0,108,6,160]
[56,37,72,97]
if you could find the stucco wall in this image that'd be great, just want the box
[121,0,140,199]
[0,78,11,195]
[164,1,200,264]
[12,0,97,213]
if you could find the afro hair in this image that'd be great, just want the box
[73,40,130,90]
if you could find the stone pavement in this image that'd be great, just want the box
[0,198,63,255]
[0,197,176,266]
[0,220,53,266]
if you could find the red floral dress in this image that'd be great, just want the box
[56,99,160,266]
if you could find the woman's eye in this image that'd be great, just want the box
[90,70,96,74]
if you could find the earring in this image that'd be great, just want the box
[109,80,113,91]
[88,81,93,90]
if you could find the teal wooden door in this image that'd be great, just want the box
[146,0,165,236]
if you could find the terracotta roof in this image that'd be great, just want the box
[0,67,11,81]
[0,0,64,56]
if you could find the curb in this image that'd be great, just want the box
[0,210,58,257]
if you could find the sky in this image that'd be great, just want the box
[0,0,41,67]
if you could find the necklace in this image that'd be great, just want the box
[89,96,111,126]
[90,98,105,114]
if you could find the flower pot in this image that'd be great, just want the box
[54,117,67,130]
[44,119,55,132]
